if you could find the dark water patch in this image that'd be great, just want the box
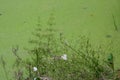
[106,34,112,38]
[0,13,2,16]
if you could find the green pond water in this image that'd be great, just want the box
[0,0,120,79]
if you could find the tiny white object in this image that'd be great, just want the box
[33,67,37,71]
[61,54,67,60]
[34,78,36,80]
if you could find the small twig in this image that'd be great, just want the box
[112,14,118,31]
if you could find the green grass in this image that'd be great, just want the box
[0,0,120,79]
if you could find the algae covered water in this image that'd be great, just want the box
[0,0,120,79]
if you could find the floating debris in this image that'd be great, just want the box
[23,21,26,23]
[83,7,88,9]
[90,14,94,17]
[106,34,112,38]
[33,67,37,72]
[61,54,67,60]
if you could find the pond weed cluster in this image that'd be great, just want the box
[1,14,119,80]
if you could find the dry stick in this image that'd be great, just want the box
[112,14,118,31]
[0,56,9,80]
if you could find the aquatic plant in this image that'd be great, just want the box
[4,13,118,80]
